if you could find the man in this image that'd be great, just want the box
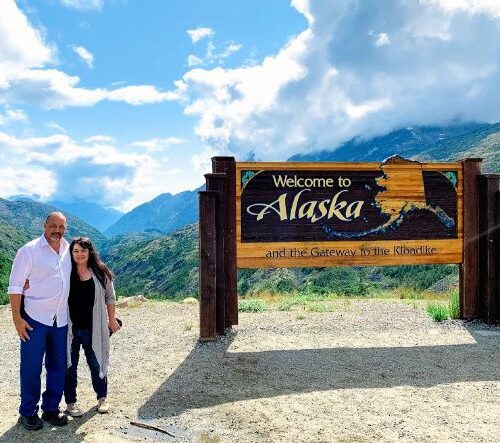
[8,212,72,430]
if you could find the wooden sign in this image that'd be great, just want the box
[236,157,463,268]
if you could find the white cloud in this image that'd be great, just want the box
[72,45,94,68]
[374,32,391,47]
[188,42,242,67]
[205,42,242,64]
[187,27,215,43]
[0,108,28,125]
[222,43,242,57]
[0,167,56,199]
[59,0,103,11]
[131,137,185,151]
[422,0,500,18]
[106,85,179,105]
[0,68,179,109]
[84,135,115,144]
[346,98,392,119]
[291,0,314,24]
[0,130,150,209]
[0,2,179,110]
[0,130,200,212]
[190,146,222,177]
[0,0,54,72]
[171,0,500,161]
[187,55,203,67]
[46,121,66,132]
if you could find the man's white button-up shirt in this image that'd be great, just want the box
[8,235,71,327]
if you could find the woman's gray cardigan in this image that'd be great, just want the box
[66,272,116,378]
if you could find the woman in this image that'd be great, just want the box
[64,236,121,417]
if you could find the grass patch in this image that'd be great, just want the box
[394,287,424,300]
[274,290,340,312]
[448,290,460,319]
[426,302,449,322]
[305,302,329,312]
[238,299,268,313]
[276,298,297,311]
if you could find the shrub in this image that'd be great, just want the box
[426,302,448,322]
[238,299,268,313]
[276,298,298,311]
[448,290,460,319]
[381,264,458,291]
[245,269,301,296]
[304,267,371,296]
[0,254,12,305]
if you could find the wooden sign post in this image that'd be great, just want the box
[199,155,498,339]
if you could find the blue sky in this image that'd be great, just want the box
[1,0,499,212]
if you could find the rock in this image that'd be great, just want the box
[116,295,148,307]
[182,297,199,304]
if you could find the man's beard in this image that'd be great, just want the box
[50,233,62,241]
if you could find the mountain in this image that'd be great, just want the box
[288,122,500,171]
[48,198,123,233]
[3,122,499,301]
[0,220,30,304]
[0,198,107,249]
[99,121,500,299]
[104,187,202,237]
[101,224,199,298]
[108,122,499,240]
[0,198,108,303]
[414,123,500,172]
[101,221,457,299]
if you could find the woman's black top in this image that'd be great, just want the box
[68,277,95,329]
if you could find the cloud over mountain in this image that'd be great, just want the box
[173,0,500,161]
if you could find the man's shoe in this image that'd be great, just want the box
[41,410,69,426]
[97,397,110,413]
[66,402,84,417]
[17,414,44,431]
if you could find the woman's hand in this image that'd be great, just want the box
[108,318,121,334]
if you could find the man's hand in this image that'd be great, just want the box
[9,294,32,341]
[108,318,121,334]
[13,316,32,341]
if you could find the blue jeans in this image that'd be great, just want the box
[64,328,107,403]
[19,314,68,417]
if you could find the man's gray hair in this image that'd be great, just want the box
[45,211,67,224]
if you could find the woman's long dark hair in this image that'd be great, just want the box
[70,237,114,287]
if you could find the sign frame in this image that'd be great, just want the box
[236,160,463,268]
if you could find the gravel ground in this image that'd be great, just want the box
[0,299,500,442]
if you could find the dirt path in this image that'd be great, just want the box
[1,299,499,442]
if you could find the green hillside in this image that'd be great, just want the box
[290,122,500,168]
[101,220,458,299]
[0,199,108,304]
[100,122,500,300]
[101,224,199,298]
[2,122,499,303]
[415,123,500,172]
[0,220,30,258]
[0,254,12,304]
[0,198,106,248]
